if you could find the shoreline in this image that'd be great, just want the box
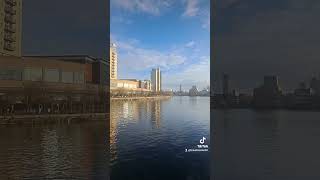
[111,96,172,100]
[0,113,108,125]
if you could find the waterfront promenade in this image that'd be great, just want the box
[0,113,108,124]
[111,95,171,100]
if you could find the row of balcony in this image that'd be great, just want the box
[4,24,16,33]
[4,42,15,51]
[5,0,17,6]
[4,33,15,42]
[5,5,17,15]
[4,15,16,24]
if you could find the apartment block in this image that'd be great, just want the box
[110,43,117,79]
[0,0,22,57]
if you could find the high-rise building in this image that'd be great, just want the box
[0,0,22,57]
[151,68,161,92]
[189,85,198,96]
[310,76,320,95]
[110,43,117,79]
[222,73,229,96]
[253,76,283,108]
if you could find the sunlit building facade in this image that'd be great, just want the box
[110,43,117,79]
[151,68,161,92]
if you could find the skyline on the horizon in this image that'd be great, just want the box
[111,0,210,91]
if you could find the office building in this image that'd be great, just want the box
[151,68,161,92]
[92,59,109,85]
[139,80,152,91]
[253,76,283,108]
[110,43,117,79]
[223,73,229,96]
[0,0,22,57]
[110,79,151,92]
[0,56,109,114]
[189,85,198,96]
[310,76,320,95]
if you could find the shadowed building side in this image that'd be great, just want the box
[0,55,109,115]
[0,0,22,57]
[253,76,283,108]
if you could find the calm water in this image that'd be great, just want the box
[2,99,318,179]
[0,121,109,179]
[110,96,210,180]
[213,109,320,180]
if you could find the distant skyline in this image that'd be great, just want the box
[111,0,210,91]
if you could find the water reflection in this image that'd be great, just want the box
[213,109,320,180]
[110,97,210,180]
[0,121,109,179]
[151,100,161,128]
[189,96,199,106]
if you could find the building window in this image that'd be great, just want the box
[111,81,117,87]
[0,68,22,80]
[74,72,84,84]
[117,83,123,88]
[61,71,73,83]
[44,68,59,82]
[23,67,42,81]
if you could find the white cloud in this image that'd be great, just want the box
[112,0,172,15]
[112,36,209,89]
[201,11,210,29]
[163,56,210,90]
[182,0,200,17]
[185,41,195,48]
[182,0,210,30]
[111,16,133,25]
[113,39,186,73]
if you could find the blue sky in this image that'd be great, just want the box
[111,0,210,91]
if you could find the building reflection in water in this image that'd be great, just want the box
[110,97,210,179]
[123,102,129,119]
[150,100,162,129]
[110,101,121,164]
[110,99,164,164]
[179,96,183,105]
[189,96,198,106]
[40,129,60,177]
[0,122,108,179]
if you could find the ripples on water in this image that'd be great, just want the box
[213,109,320,180]
[110,96,210,180]
[0,97,210,180]
[0,122,109,179]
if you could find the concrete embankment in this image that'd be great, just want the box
[0,113,109,125]
[111,96,172,100]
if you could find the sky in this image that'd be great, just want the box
[214,0,320,94]
[111,0,210,91]
[22,0,107,59]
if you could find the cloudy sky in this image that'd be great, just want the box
[111,0,210,91]
[22,0,107,59]
[214,0,320,93]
